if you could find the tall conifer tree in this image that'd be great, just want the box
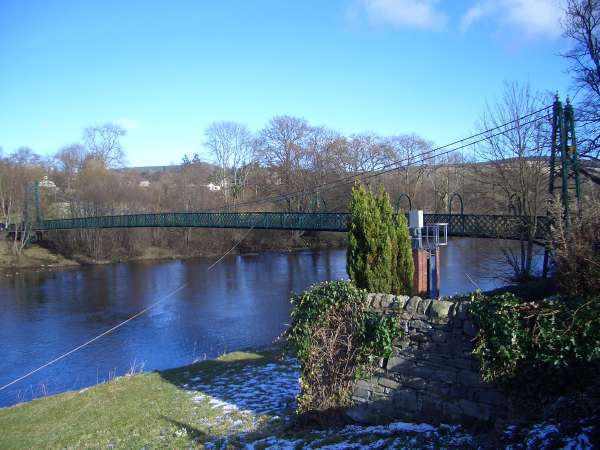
[348,182,414,295]
[392,213,414,295]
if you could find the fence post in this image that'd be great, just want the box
[34,181,41,224]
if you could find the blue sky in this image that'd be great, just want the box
[1,0,572,166]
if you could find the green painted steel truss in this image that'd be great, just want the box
[30,212,549,240]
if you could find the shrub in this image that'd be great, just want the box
[469,291,600,397]
[392,213,414,295]
[549,199,600,295]
[347,182,414,295]
[286,281,400,414]
[347,183,392,293]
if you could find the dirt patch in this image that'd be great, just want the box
[0,239,78,270]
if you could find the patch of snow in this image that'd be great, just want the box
[504,424,518,437]
[244,418,475,449]
[561,428,595,450]
[184,360,299,417]
[177,358,593,449]
[386,421,438,434]
[526,423,561,449]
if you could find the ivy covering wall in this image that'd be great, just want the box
[286,281,401,415]
[469,292,600,398]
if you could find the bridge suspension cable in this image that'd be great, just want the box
[227,106,553,211]
[31,105,552,220]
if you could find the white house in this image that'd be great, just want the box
[39,176,57,189]
[205,183,221,191]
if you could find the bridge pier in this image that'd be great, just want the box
[412,248,440,298]
[413,249,428,296]
[410,210,444,299]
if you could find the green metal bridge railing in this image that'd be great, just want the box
[23,212,549,241]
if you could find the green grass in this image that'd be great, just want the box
[0,350,288,449]
[3,348,576,449]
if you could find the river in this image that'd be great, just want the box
[0,238,542,407]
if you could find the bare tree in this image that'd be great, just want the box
[55,144,86,191]
[0,150,43,256]
[299,126,349,210]
[475,82,551,280]
[255,116,310,211]
[0,158,15,228]
[11,147,40,166]
[437,152,468,212]
[386,134,433,208]
[341,134,393,173]
[420,152,469,213]
[304,126,343,177]
[563,0,600,161]
[82,123,126,168]
[204,121,254,205]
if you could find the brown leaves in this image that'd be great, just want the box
[298,302,367,413]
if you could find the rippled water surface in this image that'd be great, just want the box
[0,238,541,406]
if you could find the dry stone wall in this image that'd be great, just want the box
[347,294,510,426]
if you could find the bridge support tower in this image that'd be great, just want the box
[549,96,581,220]
[543,96,582,276]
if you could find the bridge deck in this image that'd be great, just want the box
[29,212,549,241]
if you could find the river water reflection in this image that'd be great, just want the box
[0,238,541,407]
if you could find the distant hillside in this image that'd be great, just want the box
[116,162,218,174]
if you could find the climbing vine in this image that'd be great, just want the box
[469,291,600,397]
[286,281,401,414]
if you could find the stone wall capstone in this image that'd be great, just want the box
[347,294,510,426]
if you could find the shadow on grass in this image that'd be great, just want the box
[158,348,388,447]
[161,349,297,407]
[160,415,208,442]
[157,348,306,445]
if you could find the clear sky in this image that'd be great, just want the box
[0,0,572,166]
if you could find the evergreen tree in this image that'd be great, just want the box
[392,213,414,295]
[347,181,414,295]
[347,182,372,290]
[347,182,392,292]
[372,186,393,293]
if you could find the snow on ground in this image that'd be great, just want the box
[521,422,596,450]
[561,428,594,450]
[244,421,477,449]
[175,357,596,449]
[187,359,300,417]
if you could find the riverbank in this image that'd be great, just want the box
[1,230,347,270]
[68,236,346,265]
[0,348,594,449]
[0,240,79,270]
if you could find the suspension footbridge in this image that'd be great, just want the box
[9,97,581,247]
[28,211,549,241]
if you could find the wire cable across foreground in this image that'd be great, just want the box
[0,227,256,392]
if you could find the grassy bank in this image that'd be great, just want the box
[0,349,594,449]
[0,240,78,270]
[0,350,476,449]
[0,351,292,449]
